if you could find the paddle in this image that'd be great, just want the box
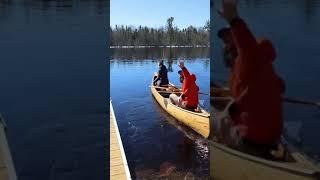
[149,86,180,91]
[167,84,211,96]
[283,97,320,108]
[157,91,181,94]
[149,86,210,96]
[212,83,320,108]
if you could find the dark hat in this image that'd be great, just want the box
[217,27,231,39]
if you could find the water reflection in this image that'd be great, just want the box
[111,47,209,60]
[111,47,210,73]
[304,0,319,23]
[0,0,108,20]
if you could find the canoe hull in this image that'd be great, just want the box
[210,142,320,180]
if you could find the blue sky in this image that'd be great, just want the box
[111,0,209,29]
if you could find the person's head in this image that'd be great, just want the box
[158,60,164,67]
[218,27,237,68]
[256,38,276,63]
[178,70,184,83]
[218,27,233,45]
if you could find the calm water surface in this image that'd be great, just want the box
[111,48,210,179]
[0,1,107,179]
[212,0,320,162]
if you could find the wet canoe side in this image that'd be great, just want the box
[150,75,210,138]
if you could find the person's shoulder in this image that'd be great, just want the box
[162,65,168,70]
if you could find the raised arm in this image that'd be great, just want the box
[178,61,191,78]
[219,0,259,80]
[230,18,259,60]
[181,67,191,78]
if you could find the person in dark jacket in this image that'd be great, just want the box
[153,60,169,86]
[216,0,286,159]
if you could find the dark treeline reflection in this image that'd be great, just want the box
[111,47,209,61]
[111,58,210,73]
[0,0,108,17]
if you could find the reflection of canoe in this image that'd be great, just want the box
[151,73,210,138]
[0,115,17,180]
[210,92,320,180]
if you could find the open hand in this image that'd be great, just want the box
[178,60,185,68]
[218,0,239,23]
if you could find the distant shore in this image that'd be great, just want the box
[110,45,209,49]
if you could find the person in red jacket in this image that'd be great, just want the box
[170,61,199,111]
[216,0,285,157]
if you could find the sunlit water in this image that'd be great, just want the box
[212,0,320,163]
[111,48,210,179]
[0,1,107,179]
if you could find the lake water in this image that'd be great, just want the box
[212,0,320,162]
[0,1,107,179]
[111,47,210,179]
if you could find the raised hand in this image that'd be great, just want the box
[178,60,185,69]
[218,0,239,23]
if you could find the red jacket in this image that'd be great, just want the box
[181,67,199,108]
[228,18,284,145]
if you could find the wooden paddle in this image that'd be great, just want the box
[158,91,181,94]
[149,86,210,96]
[212,84,320,108]
[167,84,211,96]
[149,86,180,91]
[283,97,320,107]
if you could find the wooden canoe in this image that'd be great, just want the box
[150,73,210,138]
[210,92,320,180]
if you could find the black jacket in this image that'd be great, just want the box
[154,64,169,86]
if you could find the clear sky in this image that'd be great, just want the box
[111,0,209,29]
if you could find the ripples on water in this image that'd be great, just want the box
[111,48,210,179]
[212,0,320,162]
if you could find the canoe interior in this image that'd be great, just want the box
[151,73,210,138]
[152,75,205,113]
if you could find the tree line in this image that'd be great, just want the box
[111,17,210,47]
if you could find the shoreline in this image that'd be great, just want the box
[110,45,210,49]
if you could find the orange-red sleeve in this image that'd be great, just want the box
[230,18,259,81]
[181,67,190,78]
